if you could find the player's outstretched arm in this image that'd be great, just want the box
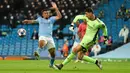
[22,20,38,24]
[51,2,62,20]
[100,22,108,45]
[101,24,108,37]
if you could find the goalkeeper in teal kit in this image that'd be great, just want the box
[55,7,108,70]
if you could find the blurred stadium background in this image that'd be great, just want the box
[0,0,130,61]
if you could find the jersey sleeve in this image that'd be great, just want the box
[50,16,56,23]
[96,18,108,36]
[73,15,87,23]
[35,18,39,22]
[100,22,108,36]
[35,16,41,23]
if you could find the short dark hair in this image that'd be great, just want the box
[85,7,94,13]
[41,9,49,13]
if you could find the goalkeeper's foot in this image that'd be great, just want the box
[54,64,63,70]
[96,60,102,70]
[34,51,40,60]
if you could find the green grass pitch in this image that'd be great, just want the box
[0,60,130,73]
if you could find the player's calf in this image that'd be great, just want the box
[49,48,55,67]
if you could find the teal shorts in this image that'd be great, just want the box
[80,36,96,51]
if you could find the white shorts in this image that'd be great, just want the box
[71,41,79,52]
[39,36,55,50]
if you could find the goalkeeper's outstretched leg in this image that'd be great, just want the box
[54,44,102,70]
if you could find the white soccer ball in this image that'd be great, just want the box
[17,28,26,37]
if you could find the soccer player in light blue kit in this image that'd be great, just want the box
[70,23,80,52]
[22,2,62,68]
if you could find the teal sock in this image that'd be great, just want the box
[35,47,42,54]
[50,58,55,66]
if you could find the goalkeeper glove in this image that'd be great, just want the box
[69,23,74,32]
[104,36,108,45]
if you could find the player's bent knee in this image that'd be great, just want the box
[72,48,81,54]
[72,44,82,53]
[72,47,78,53]
[78,57,82,60]
[39,40,46,48]
[77,54,84,60]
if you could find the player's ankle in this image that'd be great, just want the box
[61,64,63,66]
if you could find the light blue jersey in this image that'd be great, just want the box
[71,27,80,52]
[73,27,80,43]
[36,16,56,36]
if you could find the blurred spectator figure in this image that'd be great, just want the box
[116,4,126,19]
[8,13,16,28]
[58,46,64,58]
[0,5,4,9]
[56,28,63,39]
[15,12,21,24]
[126,8,130,17]
[124,8,130,21]
[9,13,14,24]
[3,0,9,7]
[31,29,38,40]
[116,9,123,18]
[119,25,129,44]
[98,10,104,19]
[19,10,26,20]
[91,43,101,59]
[35,2,42,12]
[120,4,126,14]
[62,39,69,57]
[106,36,113,51]
[99,36,105,43]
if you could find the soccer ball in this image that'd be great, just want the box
[17,28,26,37]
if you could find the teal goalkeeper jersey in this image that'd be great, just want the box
[73,15,108,42]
